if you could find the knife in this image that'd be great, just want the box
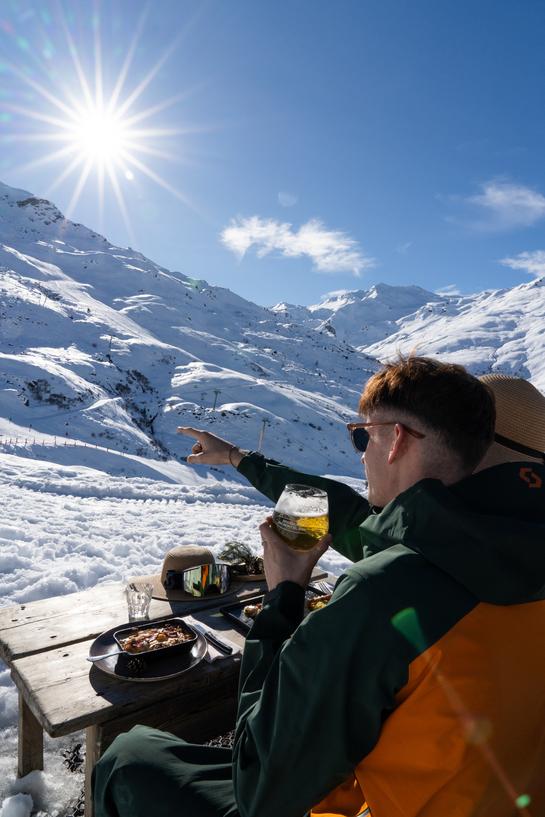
[191,623,233,655]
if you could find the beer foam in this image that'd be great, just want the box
[277,490,328,516]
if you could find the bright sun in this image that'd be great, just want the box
[5,6,197,239]
[70,107,128,163]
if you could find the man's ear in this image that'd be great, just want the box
[387,423,405,465]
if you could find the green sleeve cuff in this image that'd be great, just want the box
[261,580,305,624]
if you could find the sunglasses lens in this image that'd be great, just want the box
[352,427,369,453]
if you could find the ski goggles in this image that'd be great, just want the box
[163,563,231,597]
[347,421,425,453]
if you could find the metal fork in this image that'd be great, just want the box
[312,580,335,595]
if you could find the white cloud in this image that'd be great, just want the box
[464,181,545,230]
[278,191,297,207]
[500,250,545,278]
[435,283,462,296]
[220,216,375,276]
[395,241,412,254]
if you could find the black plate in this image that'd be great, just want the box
[89,620,207,682]
[220,594,265,632]
[220,587,325,633]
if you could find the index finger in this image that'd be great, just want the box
[177,427,205,440]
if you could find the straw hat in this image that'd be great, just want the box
[129,545,246,602]
[480,374,545,462]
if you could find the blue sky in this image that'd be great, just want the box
[1,0,545,307]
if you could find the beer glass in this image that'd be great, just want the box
[272,484,329,551]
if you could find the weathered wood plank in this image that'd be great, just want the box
[0,581,261,662]
[11,616,244,737]
[18,693,43,777]
[0,588,170,662]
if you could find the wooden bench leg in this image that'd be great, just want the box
[85,724,103,817]
[18,694,43,777]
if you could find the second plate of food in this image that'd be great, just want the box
[220,588,332,633]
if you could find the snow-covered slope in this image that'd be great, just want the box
[0,181,379,479]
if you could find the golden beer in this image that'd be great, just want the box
[272,484,329,551]
[272,511,329,551]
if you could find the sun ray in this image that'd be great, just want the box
[120,150,202,215]
[92,2,103,110]
[125,128,188,137]
[10,143,80,175]
[1,102,75,132]
[105,161,135,244]
[46,152,86,196]
[108,4,150,112]
[115,34,182,119]
[2,132,76,144]
[65,158,93,218]
[128,123,220,137]
[97,161,105,234]
[122,92,193,128]
[4,59,79,122]
[121,140,189,164]
[57,0,94,109]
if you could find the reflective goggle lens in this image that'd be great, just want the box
[163,563,231,598]
[351,427,370,453]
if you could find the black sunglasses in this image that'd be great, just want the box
[347,422,426,453]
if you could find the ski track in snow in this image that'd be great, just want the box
[0,452,356,814]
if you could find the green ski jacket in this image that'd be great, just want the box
[233,454,545,817]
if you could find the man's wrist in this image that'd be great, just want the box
[228,446,248,468]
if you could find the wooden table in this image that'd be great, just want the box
[0,581,261,816]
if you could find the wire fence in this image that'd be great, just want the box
[0,435,117,453]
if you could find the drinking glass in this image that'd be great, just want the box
[272,484,329,551]
[125,583,153,622]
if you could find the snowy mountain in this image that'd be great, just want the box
[310,284,441,347]
[272,284,438,347]
[276,276,545,393]
[0,181,379,479]
[365,281,545,391]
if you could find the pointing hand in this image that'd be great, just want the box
[177,427,244,467]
